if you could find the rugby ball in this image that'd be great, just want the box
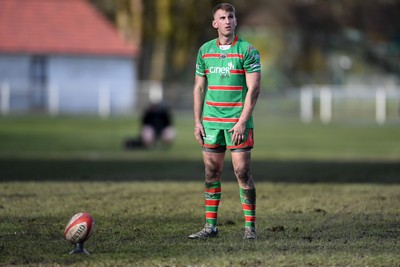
[64,212,94,243]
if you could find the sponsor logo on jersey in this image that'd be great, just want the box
[208,62,234,76]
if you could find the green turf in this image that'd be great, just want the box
[1,182,399,266]
[0,114,399,266]
[0,114,399,160]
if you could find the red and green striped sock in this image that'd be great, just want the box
[204,181,221,227]
[240,188,256,228]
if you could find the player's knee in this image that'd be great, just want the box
[205,167,221,181]
[204,162,222,181]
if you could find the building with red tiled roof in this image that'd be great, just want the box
[0,0,139,115]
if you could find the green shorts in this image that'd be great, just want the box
[202,128,254,152]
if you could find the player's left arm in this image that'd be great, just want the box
[229,72,261,145]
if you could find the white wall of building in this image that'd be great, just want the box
[0,54,137,115]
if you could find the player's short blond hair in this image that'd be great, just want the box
[212,3,235,17]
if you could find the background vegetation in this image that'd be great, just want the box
[89,0,400,89]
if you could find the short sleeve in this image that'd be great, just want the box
[195,48,206,77]
[243,45,261,73]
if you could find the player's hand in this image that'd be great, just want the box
[228,123,246,145]
[194,123,205,145]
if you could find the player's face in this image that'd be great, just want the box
[212,9,237,37]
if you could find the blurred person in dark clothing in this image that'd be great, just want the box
[140,102,175,148]
[124,101,175,150]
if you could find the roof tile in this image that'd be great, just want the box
[0,0,137,57]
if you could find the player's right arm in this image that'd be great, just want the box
[193,75,206,145]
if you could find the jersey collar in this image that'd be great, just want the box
[216,35,239,48]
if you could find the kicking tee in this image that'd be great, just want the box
[196,36,261,130]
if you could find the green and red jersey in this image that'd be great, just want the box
[196,36,261,129]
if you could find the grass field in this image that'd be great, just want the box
[0,114,399,266]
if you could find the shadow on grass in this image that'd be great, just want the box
[0,158,399,183]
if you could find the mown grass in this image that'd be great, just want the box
[1,182,399,266]
[0,113,400,160]
[0,114,400,266]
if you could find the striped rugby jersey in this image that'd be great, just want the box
[196,36,261,129]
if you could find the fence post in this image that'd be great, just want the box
[300,86,313,123]
[99,85,110,118]
[48,83,59,117]
[320,86,332,124]
[1,82,10,115]
[375,88,386,125]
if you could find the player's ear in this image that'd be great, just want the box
[212,20,218,29]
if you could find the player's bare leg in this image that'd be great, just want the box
[203,151,225,184]
[189,151,224,239]
[231,151,254,189]
[232,151,257,239]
